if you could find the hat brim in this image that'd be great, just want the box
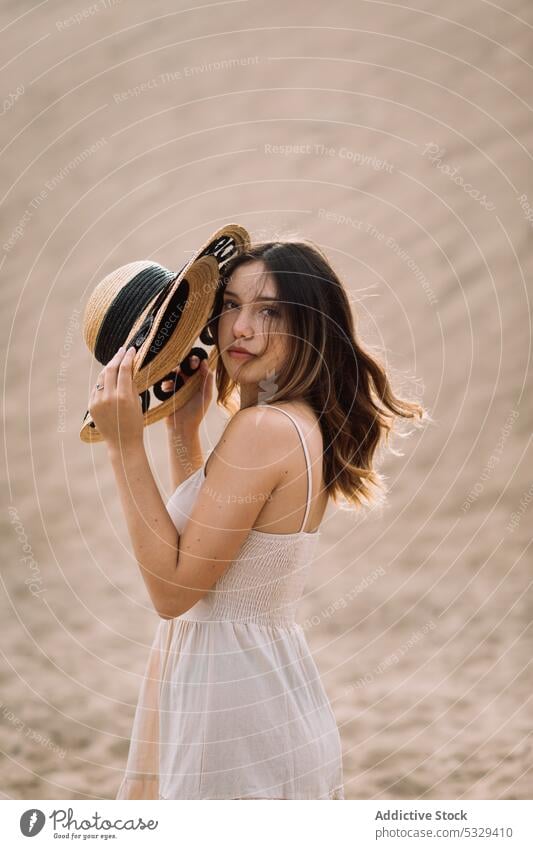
[80,346,220,444]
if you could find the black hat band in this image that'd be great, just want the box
[137,277,189,371]
[94,264,176,365]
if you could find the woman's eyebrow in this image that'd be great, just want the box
[223,289,280,302]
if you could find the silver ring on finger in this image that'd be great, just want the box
[95,383,104,391]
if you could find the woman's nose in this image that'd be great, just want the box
[232,310,254,337]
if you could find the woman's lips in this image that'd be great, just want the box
[227,349,255,359]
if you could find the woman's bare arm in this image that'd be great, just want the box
[107,440,182,614]
[157,407,287,620]
[165,421,204,491]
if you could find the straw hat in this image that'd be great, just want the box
[80,223,251,443]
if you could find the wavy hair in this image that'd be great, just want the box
[204,238,430,511]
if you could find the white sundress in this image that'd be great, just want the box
[115,405,344,800]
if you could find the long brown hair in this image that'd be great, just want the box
[204,239,430,511]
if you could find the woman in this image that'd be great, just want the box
[89,238,426,799]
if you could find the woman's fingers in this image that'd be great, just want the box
[100,345,127,397]
[117,346,136,396]
[160,366,181,391]
[161,355,201,390]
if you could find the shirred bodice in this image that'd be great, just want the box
[166,464,320,626]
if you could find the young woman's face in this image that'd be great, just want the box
[218,259,288,389]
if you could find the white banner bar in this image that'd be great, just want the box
[2,799,533,848]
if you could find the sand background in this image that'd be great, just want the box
[1,0,532,799]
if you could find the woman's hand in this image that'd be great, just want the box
[88,346,144,449]
[162,354,214,433]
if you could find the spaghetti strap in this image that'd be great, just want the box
[264,405,313,533]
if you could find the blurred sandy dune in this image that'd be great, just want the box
[1,0,532,799]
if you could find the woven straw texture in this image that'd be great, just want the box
[80,224,250,443]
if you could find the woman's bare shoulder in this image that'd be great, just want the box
[205,406,291,479]
[258,401,322,449]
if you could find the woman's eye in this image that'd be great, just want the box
[221,301,279,318]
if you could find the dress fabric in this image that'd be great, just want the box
[115,405,344,800]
